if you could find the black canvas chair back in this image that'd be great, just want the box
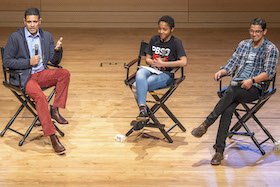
[125,41,148,87]
[1,47,7,82]
[0,47,64,146]
[218,74,277,155]
[124,41,186,143]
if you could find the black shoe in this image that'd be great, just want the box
[136,110,149,121]
[191,122,208,138]
[210,152,224,165]
[136,105,149,122]
[131,121,145,131]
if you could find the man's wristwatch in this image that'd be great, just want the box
[251,78,256,84]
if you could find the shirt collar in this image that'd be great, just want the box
[249,38,266,49]
[24,27,40,38]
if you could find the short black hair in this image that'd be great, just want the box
[158,15,175,29]
[250,18,266,30]
[24,8,40,19]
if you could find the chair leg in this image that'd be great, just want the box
[160,103,186,132]
[149,112,173,143]
[126,126,134,137]
[47,89,56,102]
[240,122,265,155]
[126,85,185,143]
[0,103,25,137]
[229,106,270,155]
[251,114,276,143]
[159,128,173,143]
[2,86,63,147]
[151,94,186,132]
[54,122,65,137]
[19,116,39,146]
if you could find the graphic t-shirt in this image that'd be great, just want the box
[147,35,186,72]
[233,47,259,81]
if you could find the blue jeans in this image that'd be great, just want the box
[133,68,173,106]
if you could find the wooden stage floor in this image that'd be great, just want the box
[0,27,280,186]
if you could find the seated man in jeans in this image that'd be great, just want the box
[132,15,187,127]
[191,18,279,165]
[3,8,70,154]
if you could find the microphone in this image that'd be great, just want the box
[34,44,39,55]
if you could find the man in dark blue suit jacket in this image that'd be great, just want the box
[3,8,70,154]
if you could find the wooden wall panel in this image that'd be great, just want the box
[37,12,187,28]
[41,0,187,11]
[0,0,40,11]
[189,0,280,11]
[0,12,23,23]
[1,0,280,28]
[189,12,280,23]
[41,12,187,23]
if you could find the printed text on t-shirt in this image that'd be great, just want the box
[152,46,171,57]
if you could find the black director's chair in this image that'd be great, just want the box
[0,47,64,146]
[124,41,186,143]
[218,74,277,155]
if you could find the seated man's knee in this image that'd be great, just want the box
[224,107,235,116]
[223,86,236,97]
[60,69,70,79]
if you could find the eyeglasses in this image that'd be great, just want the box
[249,29,263,34]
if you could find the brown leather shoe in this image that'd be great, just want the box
[50,134,65,154]
[211,152,224,165]
[191,122,208,138]
[50,105,69,124]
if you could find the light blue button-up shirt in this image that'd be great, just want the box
[24,27,45,74]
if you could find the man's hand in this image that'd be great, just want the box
[30,55,40,66]
[55,37,63,51]
[214,69,227,81]
[241,79,253,90]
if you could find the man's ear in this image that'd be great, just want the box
[263,28,267,36]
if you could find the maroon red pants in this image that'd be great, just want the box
[25,68,70,136]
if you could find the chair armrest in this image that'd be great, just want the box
[124,57,140,86]
[124,72,136,86]
[47,63,63,68]
[171,67,184,78]
[218,74,276,99]
[124,58,139,69]
[170,67,180,74]
[170,67,185,86]
[259,76,276,97]
[3,68,23,88]
[218,74,231,92]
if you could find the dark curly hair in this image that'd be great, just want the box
[158,15,175,29]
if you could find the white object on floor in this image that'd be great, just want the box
[115,134,126,143]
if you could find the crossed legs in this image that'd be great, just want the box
[192,85,261,165]
[25,68,70,154]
